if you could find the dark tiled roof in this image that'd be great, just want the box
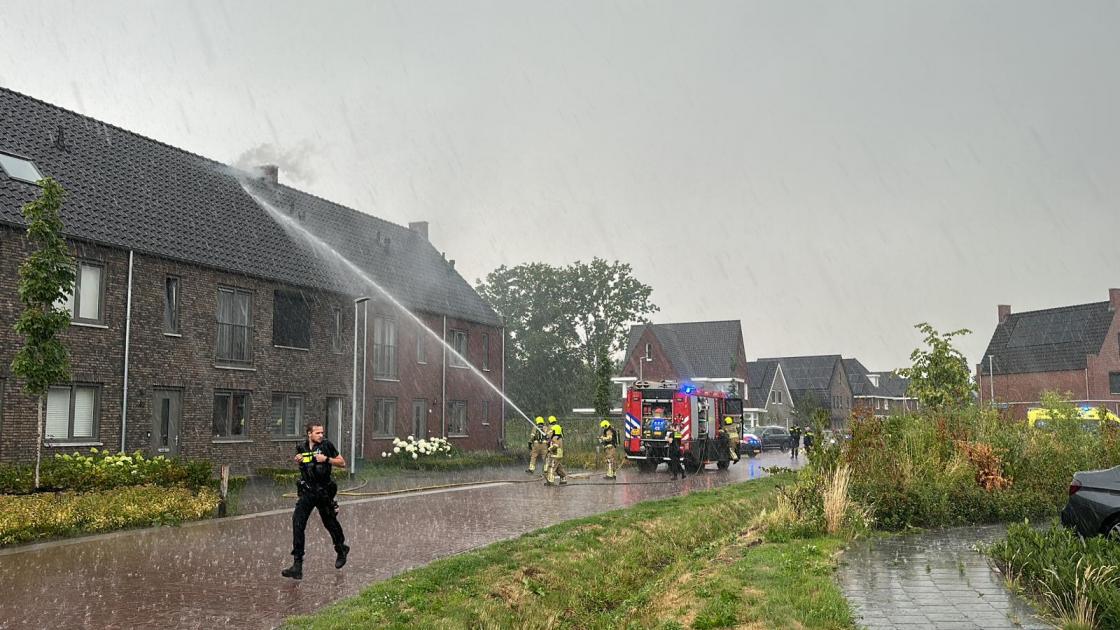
[0,87,499,326]
[979,302,1113,375]
[625,320,743,379]
[759,355,841,392]
[843,359,874,395]
[872,371,911,398]
[746,360,778,404]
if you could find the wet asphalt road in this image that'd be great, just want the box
[0,450,801,630]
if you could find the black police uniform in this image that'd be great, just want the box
[667,426,686,479]
[289,439,347,564]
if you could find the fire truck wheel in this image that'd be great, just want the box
[716,460,730,470]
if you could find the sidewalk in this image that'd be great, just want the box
[837,525,1053,629]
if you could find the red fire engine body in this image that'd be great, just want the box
[622,380,744,472]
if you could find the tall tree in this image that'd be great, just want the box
[477,259,657,418]
[897,322,975,411]
[593,344,612,417]
[10,178,75,488]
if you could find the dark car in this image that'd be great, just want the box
[738,433,762,457]
[756,425,790,452]
[1061,465,1120,539]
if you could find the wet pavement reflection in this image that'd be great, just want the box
[838,524,1052,629]
[0,450,800,629]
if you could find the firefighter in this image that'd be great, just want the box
[527,416,549,474]
[281,422,348,580]
[545,424,567,485]
[599,419,618,479]
[544,415,560,470]
[722,416,740,463]
[667,418,686,479]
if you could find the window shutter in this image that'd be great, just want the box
[73,387,96,437]
[46,387,71,439]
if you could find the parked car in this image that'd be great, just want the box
[756,425,790,452]
[739,433,762,457]
[1061,465,1120,539]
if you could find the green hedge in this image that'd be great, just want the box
[0,484,220,545]
[0,448,212,494]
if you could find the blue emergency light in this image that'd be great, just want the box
[680,384,696,395]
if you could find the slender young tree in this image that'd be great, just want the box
[897,322,974,411]
[10,177,74,488]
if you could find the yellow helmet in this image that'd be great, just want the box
[535,416,545,424]
[724,416,733,425]
[600,420,610,428]
[552,425,563,436]
[548,416,558,424]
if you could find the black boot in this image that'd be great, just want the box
[335,544,350,569]
[281,559,303,580]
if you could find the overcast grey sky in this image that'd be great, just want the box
[2,0,1118,370]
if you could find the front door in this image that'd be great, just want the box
[412,399,427,438]
[152,389,182,456]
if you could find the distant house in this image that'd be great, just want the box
[744,360,794,428]
[0,87,504,471]
[976,289,1120,417]
[844,359,917,417]
[757,355,853,429]
[615,320,748,397]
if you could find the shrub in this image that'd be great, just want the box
[989,523,1120,629]
[0,485,219,546]
[0,449,213,493]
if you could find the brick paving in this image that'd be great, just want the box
[837,525,1053,629]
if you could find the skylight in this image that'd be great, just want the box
[0,151,44,184]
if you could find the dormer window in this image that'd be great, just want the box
[0,151,44,184]
[868,374,880,387]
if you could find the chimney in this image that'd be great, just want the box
[259,164,279,185]
[408,221,429,240]
[1110,288,1120,311]
[998,304,1011,324]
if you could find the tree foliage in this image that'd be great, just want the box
[897,322,974,411]
[476,258,657,416]
[11,177,74,396]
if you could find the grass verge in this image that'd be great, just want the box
[284,474,853,629]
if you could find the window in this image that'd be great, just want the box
[325,396,343,444]
[271,393,304,438]
[213,391,249,438]
[373,398,397,437]
[1111,372,1120,395]
[273,290,310,349]
[883,399,890,411]
[45,384,99,441]
[216,287,253,363]
[449,330,468,368]
[644,343,652,360]
[481,400,491,426]
[482,333,490,371]
[417,331,427,364]
[373,316,398,379]
[412,399,428,437]
[448,400,468,435]
[445,329,468,367]
[164,276,181,334]
[330,307,343,353]
[769,390,783,404]
[58,261,105,324]
[0,151,44,184]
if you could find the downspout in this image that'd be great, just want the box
[442,315,448,438]
[1085,367,1090,400]
[120,250,134,453]
[500,323,506,449]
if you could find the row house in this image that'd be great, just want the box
[976,289,1120,418]
[843,359,917,417]
[0,87,504,472]
[614,320,748,397]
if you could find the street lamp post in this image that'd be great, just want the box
[351,297,370,476]
[638,356,652,381]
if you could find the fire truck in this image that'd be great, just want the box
[622,380,745,472]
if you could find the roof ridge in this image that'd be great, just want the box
[1007,300,1110,318]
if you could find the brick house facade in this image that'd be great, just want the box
[616,321,748,397]
[0,87,504,472]
[976,289,1120,418]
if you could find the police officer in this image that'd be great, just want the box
[527,416,549,474]
[722,416,740,463]
[281,422,348,580]
[545,424,568,485]
[599,419,619,479]
[667,418,686,480]
[789,426,802,460]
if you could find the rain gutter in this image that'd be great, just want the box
[442,315,447,438]
[120,250,134,453]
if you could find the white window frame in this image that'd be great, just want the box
[46,384,100,441]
